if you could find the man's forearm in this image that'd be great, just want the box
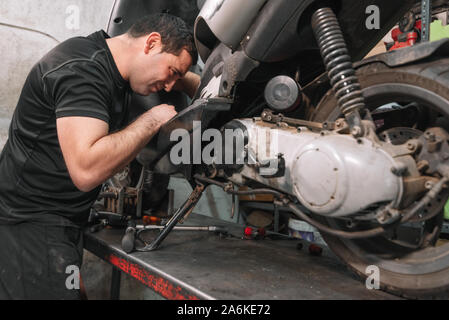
[77,113,162,191]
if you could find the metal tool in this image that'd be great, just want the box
[121,183,216,253]
[135,225,226,232]
[122,223,228,253]
[243,226,295,240]
[421,0,432,42]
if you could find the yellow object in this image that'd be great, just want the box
[430,20,449,42]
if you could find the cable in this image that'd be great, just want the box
[0,22,59,43]
[193,174,285,199]
[287,202,387,239]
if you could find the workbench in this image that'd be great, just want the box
[84,214,399,300]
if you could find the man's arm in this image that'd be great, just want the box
[57,104,177,192]
[173,71,201,99]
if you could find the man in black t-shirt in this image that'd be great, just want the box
[0,13,200,299]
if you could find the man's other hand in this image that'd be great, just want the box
[173,71,201,99]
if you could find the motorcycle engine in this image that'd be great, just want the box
[219,117,407,218]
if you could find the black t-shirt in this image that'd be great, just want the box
[0,30,130,227]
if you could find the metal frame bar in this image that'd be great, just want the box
[421,0,433,42]
[110,266,121,300]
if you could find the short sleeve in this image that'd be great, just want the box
[44,61,111,124]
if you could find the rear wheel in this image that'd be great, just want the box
[311,57,449,298]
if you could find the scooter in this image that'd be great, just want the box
[101,0,449,298]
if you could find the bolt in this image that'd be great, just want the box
[425,181,434,189]
[425,131,436,142]
[391,163,408,176]
[417,160,429,172]
[351,126,362,137]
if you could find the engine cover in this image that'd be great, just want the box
[234,119,403,217]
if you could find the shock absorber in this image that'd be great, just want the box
[311,7,366,137]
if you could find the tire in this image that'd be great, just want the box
[311,57,449,299]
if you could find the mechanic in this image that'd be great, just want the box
[0,13,200,300]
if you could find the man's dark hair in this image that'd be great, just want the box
[127,13,198,65]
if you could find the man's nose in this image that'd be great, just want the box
[164,80,176,92]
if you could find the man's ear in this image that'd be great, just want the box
[144,32,162,54]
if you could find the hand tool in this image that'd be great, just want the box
[243,226,295,240]
[121,221,228,253]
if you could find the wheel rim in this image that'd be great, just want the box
[320,81,449,276]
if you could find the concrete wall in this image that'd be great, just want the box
[0,0,115,148]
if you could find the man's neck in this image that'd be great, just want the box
[106,34,131,81]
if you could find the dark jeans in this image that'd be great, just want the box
[0,222,83,300]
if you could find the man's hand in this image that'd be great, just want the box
[57,104,177,192]
[173,71,201,99]
[145,104,177,127]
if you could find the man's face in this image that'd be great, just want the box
[129,38,192,96]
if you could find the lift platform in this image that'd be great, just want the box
[84,214,399,300]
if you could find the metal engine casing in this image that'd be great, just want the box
[234,119,403,217]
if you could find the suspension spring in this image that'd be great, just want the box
[312,7,366,135]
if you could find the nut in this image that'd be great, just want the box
[351,126,362,137]
[407,142,416,151]
[425,181,434,190]
[425,131,436,142]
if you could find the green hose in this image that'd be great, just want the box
[445,199,449,220]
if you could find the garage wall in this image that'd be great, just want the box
[0,0,115,148]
